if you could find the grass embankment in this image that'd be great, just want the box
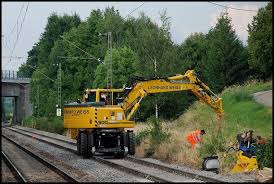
[21,116,65,135]
[134,80,272,173]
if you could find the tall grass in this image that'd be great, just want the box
[134,80,272,173]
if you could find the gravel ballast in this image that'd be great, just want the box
[2,128,151,182]
[5,126,257,182]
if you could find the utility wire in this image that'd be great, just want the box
[57,56,102,62]
[122,2,145,20]
[8,3,25,37]
[2,56,24,58]
[8,2,30,65]
[208,2,258,12]
[60,36,98,60]
[23,63,55,82]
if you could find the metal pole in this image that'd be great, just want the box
[37,85,39,118]
[106,32,113,89]
[110,32,112,88]
[154,58,158,122]
[60,62,61,110]
[57,63,61,117]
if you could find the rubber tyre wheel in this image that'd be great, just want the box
[77,132,82,155]
[81,132,92,158]
[128,131,136,155]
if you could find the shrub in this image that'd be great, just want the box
[136,128,151,146]
[135,116,170,157]
[255,138,272,169]
[148,116,170,146]
[21,116,65,135]
[199,131,226,155]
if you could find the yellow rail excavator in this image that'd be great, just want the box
[64,70,224,158]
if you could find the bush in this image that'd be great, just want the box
[255,138,272,169]
[148,116,170,146]
[136,128,151,146]
[135,116,170,156]
[21,116,65,135]
[22,116,35,127]
[199,131,226,157]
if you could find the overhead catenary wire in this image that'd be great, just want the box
[122,2,145,20]
[208,1,258,12]
[22,63,55,82]
[60,36,98,60]
[7,2,30,65]
[8,3,25,37]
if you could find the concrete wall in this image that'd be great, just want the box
[2,82,32,124]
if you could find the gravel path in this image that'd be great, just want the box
[2,128,151,182]
[253,90,272,107]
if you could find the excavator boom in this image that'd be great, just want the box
[122,70,224,120]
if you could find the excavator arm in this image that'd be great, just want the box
[122,70,224,120]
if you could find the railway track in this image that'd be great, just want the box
[1,151,24,182]
[1,135,78,183]
[3,126,233,182]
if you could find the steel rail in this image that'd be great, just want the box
[11,126,75,145]
[1,151,27,183]
[2,135,78,183]
[125,156,223,183]
[3,126,229,183]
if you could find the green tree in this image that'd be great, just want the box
[203,12,250,92]
[23,13,81,116]
[178,32,207,77]
[93,46,138,88]
[247,2,272,80]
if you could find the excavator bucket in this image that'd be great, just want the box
[231,150,258,173]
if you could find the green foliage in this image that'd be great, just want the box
[247,2,272,80]
[148,116,170,145]
[93,46,138,88]
[178,32,207,74]
[17,3,272,124]
[22,116,65,134]
[199,132,226,156]
[255,138,272,169]
[135,128,151,146]
[203,12,250,93]
[135,116,170,156]
[21,116,35,127]
[221,81,272,137]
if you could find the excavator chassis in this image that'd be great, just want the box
[77,128,135,158]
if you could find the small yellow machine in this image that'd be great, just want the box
[231,150,258,173]
[64,70,224,158]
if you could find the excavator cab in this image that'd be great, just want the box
[83,89,124,105]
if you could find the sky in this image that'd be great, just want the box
[2,1,268,71]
